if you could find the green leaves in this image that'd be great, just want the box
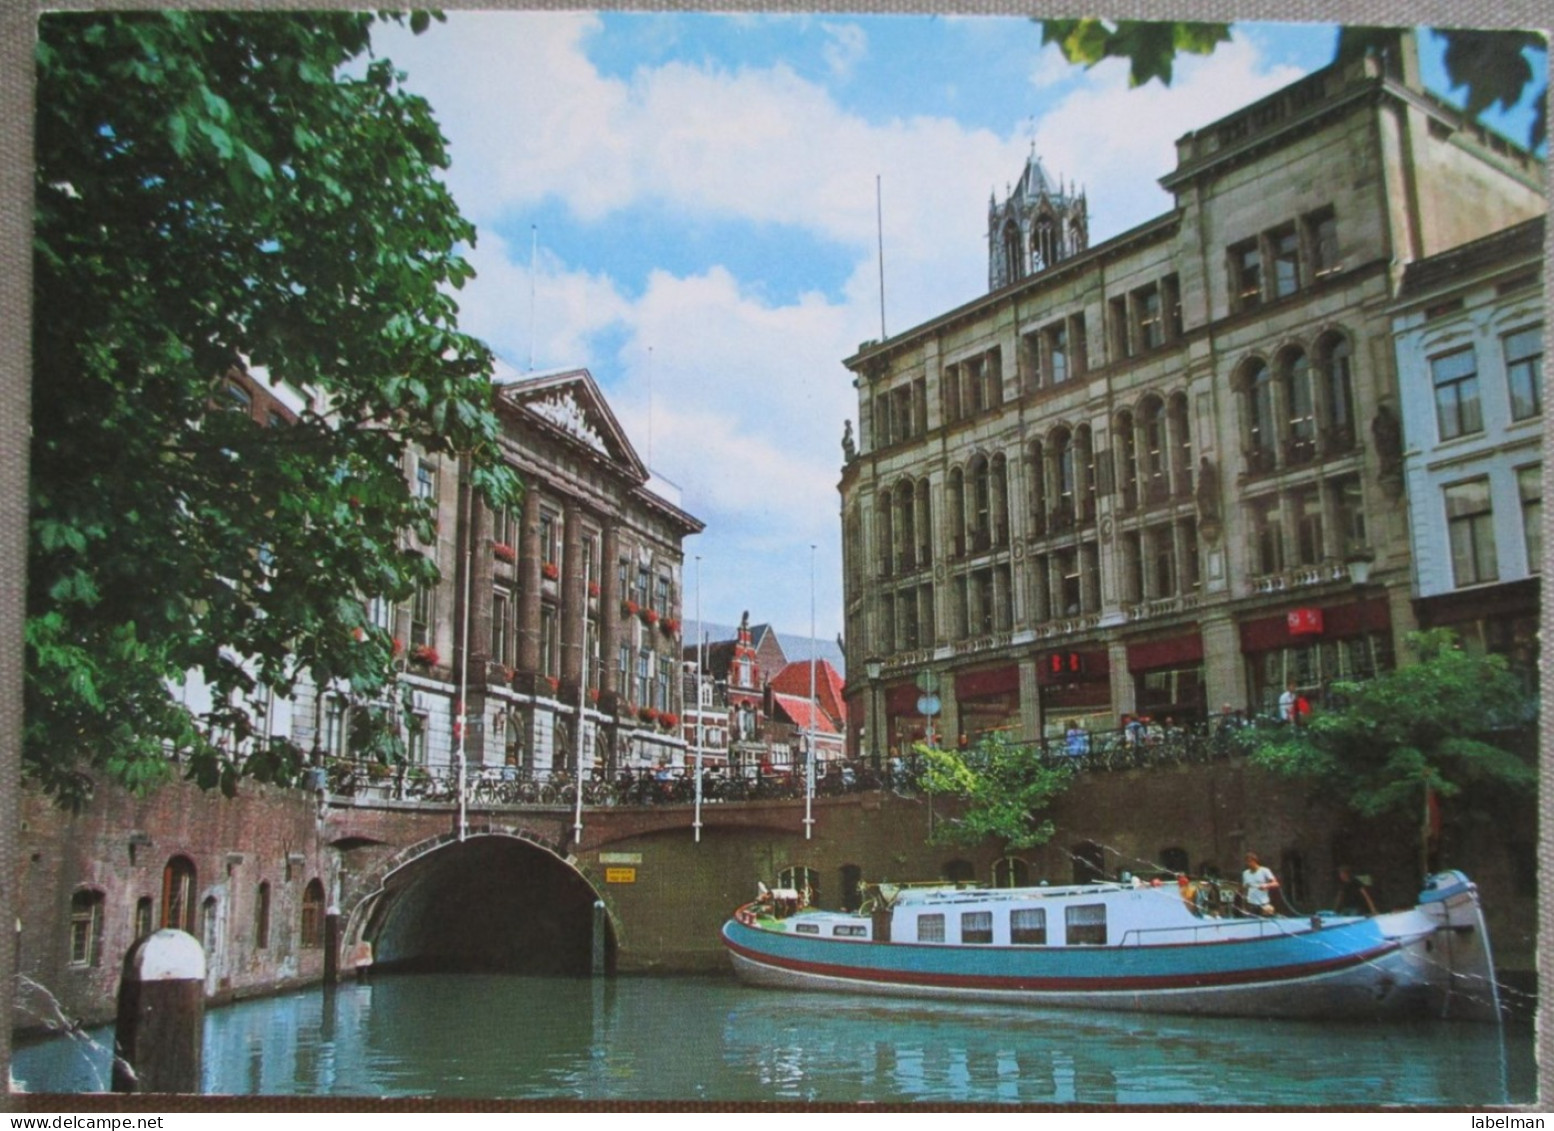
[1041,19,1231,87]
[30,11,519,802]
[919,734,1073,850]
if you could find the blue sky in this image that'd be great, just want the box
[373,15,1544,643]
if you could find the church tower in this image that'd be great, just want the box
[988,151,1088,291]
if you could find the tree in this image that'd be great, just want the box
[1041,21,1546,150]
[918,733,1073,851]
[30,11,521,805]
[1240,629,1536,877]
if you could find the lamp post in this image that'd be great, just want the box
[865,657,883,771]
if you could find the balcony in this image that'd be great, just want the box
[1249,561,1348,593]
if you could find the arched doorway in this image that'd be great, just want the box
[355,833,617,976]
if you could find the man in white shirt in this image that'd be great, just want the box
[1278,681,1297,723]
[1242,852,1279,915]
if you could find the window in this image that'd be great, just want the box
[1108,295,1131,360]
[656,656,673,712]
[1285,352,1316,463]
[916,914,946,943]
[255,882,271,949]
[491,588,511,665]
[322,696,347,758]
[1432,349,1482,440]
[1231,238,1262,310]
[794,922,820,935]
[1136,284,1164,350]
[832,924,867,938]
[1010,907,1047,945]
[201,896,219,952]
[1504,327,1542,421]
[223,380,252,413]
[410,584,432,648]
[655,574,671,617]
[1332,475,1366,554]
[162,856,197,933]
[1047,322,1069,386]
[1065,903,1107,945]
[492,507,516,550]
[1293,487,1323,566]
[540,511,561,572]
[69,890,105,967]
[637,649,651,705]
[300,879,326,949]
[407,713,428,765]
[1518,466,1541,573]
[1306,207,1340,278]
[1445,479,1498,586]
[1251,495,1284,575]
[134,897,153,940]
[961,911,994,944]
[1150,526,1176,597]
[540,606,558,678]
[1270,224,1300,298]
[1245,361,1276,468]
[992,857,1029,888]
[1322,336,1356,447]
[415,459,435,500]
[1162,275,1183,339]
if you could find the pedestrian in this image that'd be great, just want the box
[1278,681,1298,723]
[1065,722,1088,757]
[1242,852,1279,916]
[1332,864,1377,916]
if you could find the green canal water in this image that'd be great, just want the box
[12,973,1537,1104]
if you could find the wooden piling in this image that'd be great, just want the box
[112,929,205,1094]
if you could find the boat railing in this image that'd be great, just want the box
[1116,915,1301,947]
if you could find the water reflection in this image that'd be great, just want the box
[9,973,1531,1104]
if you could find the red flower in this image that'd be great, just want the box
[660,712,679,729]
[391,637,404,657]
[588,688,600,704]
[493,541,516,563]
[411,645,439,666]
[624,600,640,616]
[502,665,515,683]
[637,705,655,722]
[542,561,560,581]
[662,617,680,636]
[643,608,659,626]
[587,580,601,598]
[352,626,366,642]
[546,676,560,694]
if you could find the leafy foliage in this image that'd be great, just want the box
[31,12,520,805]
[1041,21,1545,149]
[919,734,1073,850]
[1241,630,1536,829]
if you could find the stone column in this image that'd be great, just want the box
[1018,658,1041,742]
[561,502,585,692]
[1200,614,1247,715]
[1108,639,1135,722]
[600,522,621,698]
[516,487,542,676]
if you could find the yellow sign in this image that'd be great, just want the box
[605,867,637,884]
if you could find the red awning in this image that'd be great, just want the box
[955,665,1020,701]
[1239,597,1391,653]
[1126,632,1204,673]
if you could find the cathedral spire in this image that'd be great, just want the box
[987,150,1087,291]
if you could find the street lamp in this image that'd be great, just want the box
[1345,548,1374,587]
[865,657,883,770]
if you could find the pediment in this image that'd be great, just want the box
[498,367,646,481]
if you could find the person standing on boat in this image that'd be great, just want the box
[1242,852,1279,916]
[1331,865,1377,916]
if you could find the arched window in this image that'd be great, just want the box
[255,882,271,949]
[301,879,326,949]
[1033,216,1056,270]
[1320,334,1356,451]
[778,866,820,907]
[914,480,933,567]
[1028,440,1047,534]
[990,454,1009,545]
[1002,221,1023,282]
[200,895,219,951]
[875,492,893,577]
[1115,410,1138,509]
[895,480,915,571]
[1075,425,1097,521]
[1051,428,1075,527]
[947,468,966,558]
[1244,360,1276,472]
[1284,349,1316,464]
[69,889,105,967]
[992,857,1030,888]
[839,864,864,912]
[1168,395,1193,497]
[161,855,197,933]
[1140,397,1168,502]
[970,457,991,549]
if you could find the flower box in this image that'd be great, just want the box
[541,561,560,581]
[587,580,601,599]
[546,676,561,695]
[643,608,658,626]
[662,617,680,636]
[637,705,655,723]
[493,541,517,564]
[391,637,404,657]
[660,712,679,729]
[588,688,600,704]
[623,599,640,617]
[411,645,439,666]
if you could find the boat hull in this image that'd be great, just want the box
[722,871,1500,1022]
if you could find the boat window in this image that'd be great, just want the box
[832,924,867,938]
[1066,903,1107,945]
[961,911,993,944]
[794,922,821,935]
[1010,907,1047,945]
[917,913,946,943]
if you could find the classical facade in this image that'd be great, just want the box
[839,35,1545,759]
[1391,217,1542,681]
[295,366,704,780]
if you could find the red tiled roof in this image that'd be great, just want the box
[770,659,847,725]
[770,693,840,735]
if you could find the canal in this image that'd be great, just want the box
[12,972,1536,1104]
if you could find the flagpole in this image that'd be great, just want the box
[804,544,816,839]
[693,554,704,843]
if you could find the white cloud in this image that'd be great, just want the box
[821,22,868,80]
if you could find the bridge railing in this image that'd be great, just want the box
[315,718,1285,809]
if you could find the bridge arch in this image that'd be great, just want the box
[344,829,618,976]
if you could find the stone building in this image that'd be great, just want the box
[1391,216,1543,682]
[838,34,1545,759]
[294,365,704,781]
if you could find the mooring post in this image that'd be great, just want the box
[323,904,341,985]
[591,900,606,975]
[112,929,205,1094]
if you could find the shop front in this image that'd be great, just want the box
[1127,631,1206,725]
[1037,647,1112,740]
[954,664,1021,743]
[1239,597,1394,717]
